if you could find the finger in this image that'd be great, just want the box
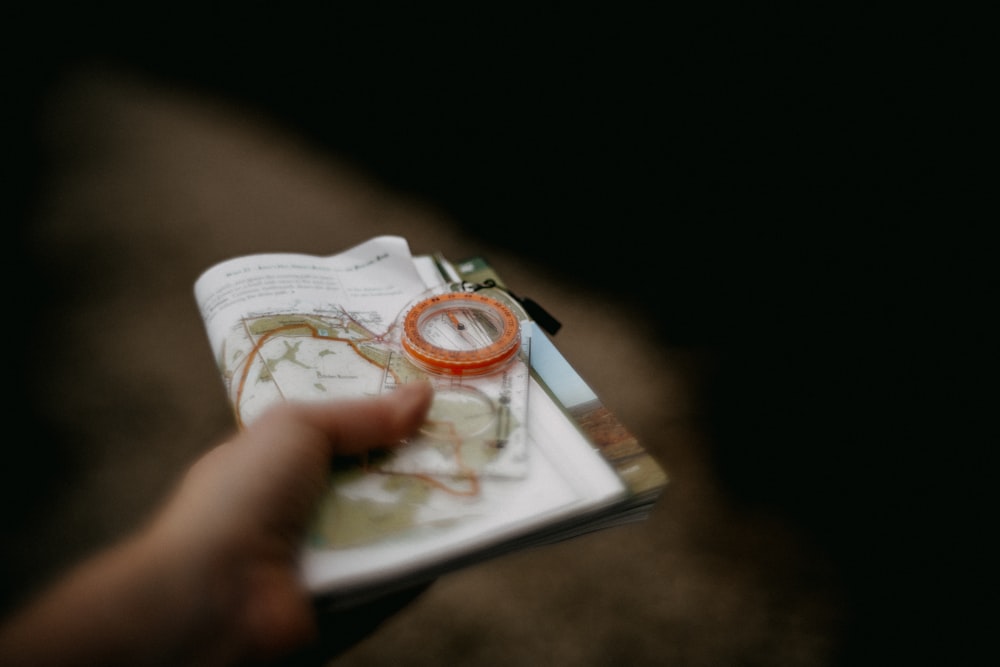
[248,381,434,462]
[300,381,434,456]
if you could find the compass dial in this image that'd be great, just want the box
[401,291,521,376]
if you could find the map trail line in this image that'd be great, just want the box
[231,311,486,498]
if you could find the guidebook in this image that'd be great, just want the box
[194,235,668,608]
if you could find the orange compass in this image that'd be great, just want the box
[400,291,522,376]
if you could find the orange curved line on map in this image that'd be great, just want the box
[366,419,481,497]
[377,470,480,497]
[232,319,389,429]
[231,317,482,498]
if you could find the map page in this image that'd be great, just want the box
[194,235,626,598]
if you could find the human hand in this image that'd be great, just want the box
[0,382,434,667]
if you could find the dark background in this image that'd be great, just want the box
[6,7,986,665]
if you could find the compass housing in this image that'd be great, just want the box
[401,291,522,376]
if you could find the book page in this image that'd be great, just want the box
[302,372,626,595]
[194,236,531,477]
[194,235,425,365]
[193,236,627,597]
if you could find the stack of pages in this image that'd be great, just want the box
[194,235,668,608]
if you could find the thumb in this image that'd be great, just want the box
[250,381,435,462]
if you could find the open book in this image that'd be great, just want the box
[194,236,668,608]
